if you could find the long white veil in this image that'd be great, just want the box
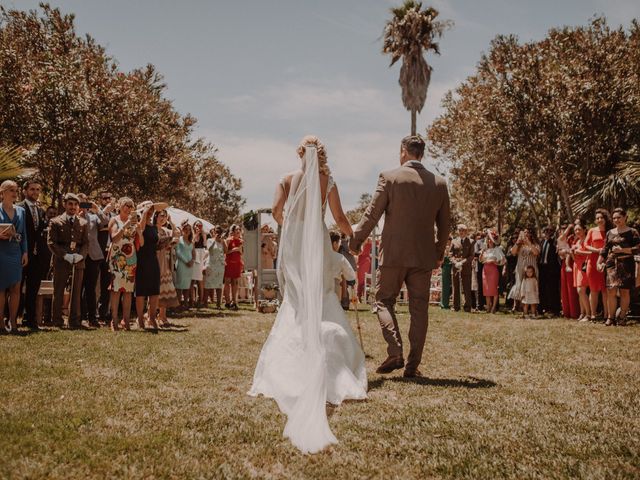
[277,145,336,453]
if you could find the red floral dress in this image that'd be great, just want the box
[108,217,137,293]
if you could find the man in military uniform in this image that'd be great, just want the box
[450,224,475,312]
[47,193,89,328]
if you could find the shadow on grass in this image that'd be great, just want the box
[368,376,497,390]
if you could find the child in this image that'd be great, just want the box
[329,231,356,302]
[520,265,539,318]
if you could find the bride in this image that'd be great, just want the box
[248,135,368,454]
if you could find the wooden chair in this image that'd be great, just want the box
[35,280,54,326]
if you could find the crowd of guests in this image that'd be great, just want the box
[440,209,640,325]
[0,179,249,334]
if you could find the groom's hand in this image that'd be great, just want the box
[348,236,362,256]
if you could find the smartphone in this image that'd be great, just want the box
[79,202,92,209]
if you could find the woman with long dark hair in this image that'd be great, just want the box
[584,209,613,321]
[598,208,640,326]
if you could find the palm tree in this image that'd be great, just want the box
[383,1,451,135]
[0,144,36,181]
[572,157,640,217]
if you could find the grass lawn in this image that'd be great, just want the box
[1,305,639,479]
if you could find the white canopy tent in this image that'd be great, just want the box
[166,207,215,232]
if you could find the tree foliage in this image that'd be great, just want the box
[428,17,640,232]
[0,3,244,224]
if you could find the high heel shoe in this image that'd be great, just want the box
[605,317,615,326]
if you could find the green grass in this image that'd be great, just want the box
[1,306,639,479]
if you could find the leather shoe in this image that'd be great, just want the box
[376,356,404,374]
[403,368,424,378]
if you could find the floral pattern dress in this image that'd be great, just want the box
[109,217,137,293]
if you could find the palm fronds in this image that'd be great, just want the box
[572,158,640,216]
[0,144,37,181]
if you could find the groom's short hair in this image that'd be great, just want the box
[401,135,425,159]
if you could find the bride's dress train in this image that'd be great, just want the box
[248,146,367,454]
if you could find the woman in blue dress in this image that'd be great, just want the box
[0,180,28,333]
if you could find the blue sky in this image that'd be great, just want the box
[6,0,640,215]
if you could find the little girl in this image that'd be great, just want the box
[520,265,539,318]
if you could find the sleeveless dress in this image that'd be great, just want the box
[204,239,225,289]
[0,205,28,290]
[601,228,640,289]
[174,237,194,290]
[224,237,244,279]
[572,238,589,288]
[135,224,160,297]
[192,235,206,281]
[157,227,179,307]
[249,174,367,449]
[109,217,137,293]
[584,227,606,292]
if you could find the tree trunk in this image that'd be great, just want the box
[513,178,542,232]
[411,110,416,136]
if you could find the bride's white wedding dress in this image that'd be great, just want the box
[248,146,367,454]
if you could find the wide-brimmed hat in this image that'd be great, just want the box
[136,201,169,215]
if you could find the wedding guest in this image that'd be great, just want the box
[520,265,539,318]
[108,197,141,331]
[508,228,540,313]
[260,224,277,269]
[134,202,160,330]
[439,237,452,309]
[598,208,640,326]
[339,233,357,309]
[224,224,244,311]
[357,237,372,301]
[175,222,195,309]
[0,180,28,333]
[40,205,58,325]
[17,179,45,330]
[154,209,180,326]
[48,193,89,329]
[538,226,562,316]
[450,224,474,312]
[504,231,519,310]
[571,218,592,321]
[557,224,580,319]
[479,230,506,314]
[584,209,613,321]
[78,194,109,328]
[204,226,226,309]
[192,220,206,307]
[330,230,356,299]
[473,231,486,311]
[97,191,116,323]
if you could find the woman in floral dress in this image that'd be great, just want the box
[154,210,180,325]
[108,197,142,331]
[598,208,640,326]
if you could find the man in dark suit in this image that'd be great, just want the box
[450,224,475,312]
[47,193,89,329]
[350,135,450,378]
[17,179,46,330]
[96,191,115,322]
[538,226,561,316]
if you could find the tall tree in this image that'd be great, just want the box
[383,0,451,135]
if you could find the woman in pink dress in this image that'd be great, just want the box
[356,237,372,301]
[584,209,612,321]
[479,231,506,313]
[571,218,591,321]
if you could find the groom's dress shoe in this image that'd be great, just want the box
[376,356,404,374]
[403,368,424,378]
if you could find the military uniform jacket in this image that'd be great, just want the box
[47,213,90,269]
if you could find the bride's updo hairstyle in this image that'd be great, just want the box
[297,135,331,176]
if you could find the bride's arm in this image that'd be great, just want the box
[272,177,289,226]
[328,186,353,237]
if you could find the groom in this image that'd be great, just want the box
[350,135,450,378]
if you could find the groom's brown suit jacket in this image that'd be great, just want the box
[350,161,450,268]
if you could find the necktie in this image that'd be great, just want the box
[31,204,38,229]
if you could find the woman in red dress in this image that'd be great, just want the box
[571,218,591,321]
[584,209,612,321]
[224,224,244,310]
[357,237,372,301]
[557,224,579,319]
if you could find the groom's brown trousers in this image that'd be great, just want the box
[375,266,432,371]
